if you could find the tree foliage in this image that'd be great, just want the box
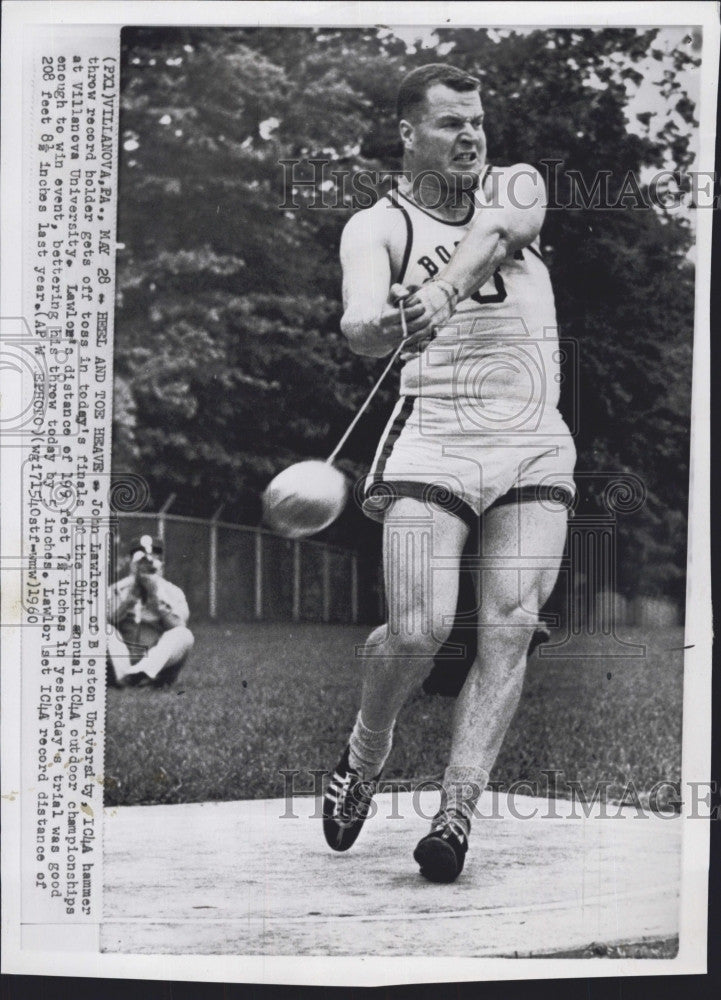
[115,26,698,600]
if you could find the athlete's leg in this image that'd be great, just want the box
[360,497,467,713]
[324,496,469,851]
[337,497,467,782]
[441,498,568,827]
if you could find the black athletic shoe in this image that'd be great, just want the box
[322,746,380,852]
[414,812,469,883]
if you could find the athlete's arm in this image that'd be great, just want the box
[339,208,426,358]
[440,164,545,298]
[404,165,546,335]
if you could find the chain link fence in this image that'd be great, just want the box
[113,510,680,631]
[114,512,382,624]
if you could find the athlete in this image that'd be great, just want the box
[107,535,194,688]
[322,64,576,882]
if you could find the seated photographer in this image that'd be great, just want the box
[107,534,194,688]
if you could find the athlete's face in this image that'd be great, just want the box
[401,84,486,186]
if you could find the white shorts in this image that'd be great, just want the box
[362,395,576,527]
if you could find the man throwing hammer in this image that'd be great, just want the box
[322,64,576,882]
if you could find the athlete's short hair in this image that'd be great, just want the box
[397,64,481,122]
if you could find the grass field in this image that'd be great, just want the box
[104,622,684,808]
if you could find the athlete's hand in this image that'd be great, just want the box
[406,281,457,332]
[388,282,436,359]
[340,283,440,358]
[368,283,427,348]
[389,283,415,306]
[400,280,458,358]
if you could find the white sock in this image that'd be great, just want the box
[436,765,489,837]
[348,713,394,779]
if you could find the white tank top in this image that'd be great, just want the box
[388,172,561,414]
